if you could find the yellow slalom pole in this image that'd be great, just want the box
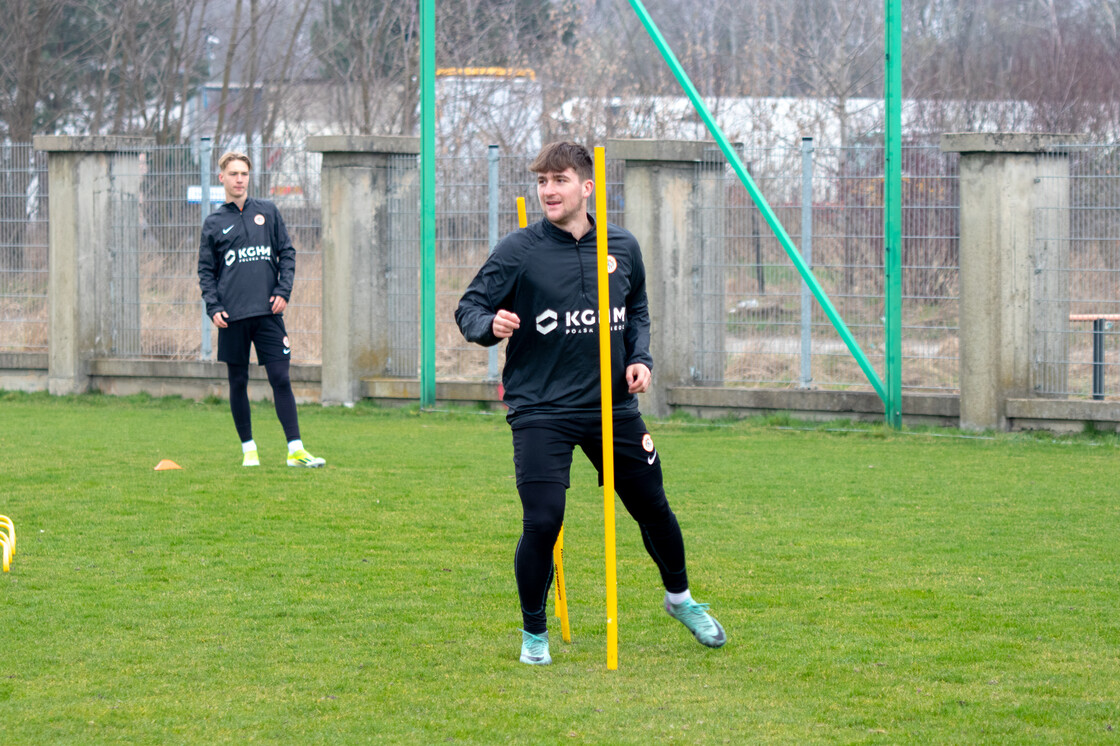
[516,196,528,229]
[518,196,572,643]
[552,526,571,642]
[594,147,619,670]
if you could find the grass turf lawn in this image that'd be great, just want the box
[1,391,1118,744]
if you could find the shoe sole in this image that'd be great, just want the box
[287,462,324,468]
[520,654,552,665]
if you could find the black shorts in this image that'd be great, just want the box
[511,413,662,489]
[217,315,291,366]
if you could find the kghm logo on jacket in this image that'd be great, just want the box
[224,245,273,267]
[535,306,626,335]
[535,309,558,334]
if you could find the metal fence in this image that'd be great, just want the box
[1034,145,1120,399]
[695,143,960,392]
[105,143,322,363]
[0,143,48,352]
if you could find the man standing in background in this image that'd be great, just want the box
[198,151,326,468]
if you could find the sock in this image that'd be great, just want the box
[242,440,257,453]
[287,439,303,454]
[667,589,692,605]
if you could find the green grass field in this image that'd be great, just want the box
[2,391,1118,744]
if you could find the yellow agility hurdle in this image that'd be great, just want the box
[0,515,15,572]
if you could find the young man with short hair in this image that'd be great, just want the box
[198,151,325,468]
[456,141,725,665]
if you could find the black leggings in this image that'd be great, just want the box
[227,360,300,443]
[515,472,688,634]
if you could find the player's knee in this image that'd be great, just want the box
[227,364,250,388]
[518,481,566,539]
[522,506,564,538]
[265,361,291,390]
[616,474,673,524]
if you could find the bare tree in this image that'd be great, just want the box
[213,0,244,146]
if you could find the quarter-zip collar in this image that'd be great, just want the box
[541,213,599,302]
[540,212,596,244]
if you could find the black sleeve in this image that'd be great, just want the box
[197,220,224,319]
[272,205,296,301]
[624,236,654,371]
[455,236,523,347]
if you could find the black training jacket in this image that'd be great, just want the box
[197,197,296,322]
[455,215,653,427]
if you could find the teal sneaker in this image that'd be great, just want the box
[519,630,551,665]
[665,594,727,648]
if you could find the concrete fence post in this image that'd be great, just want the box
[33,135,153,395]
[308,136,420,405]
[607,139,720,418]
[941,133,1077,431]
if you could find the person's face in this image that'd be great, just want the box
[536,167,593,228]
[219,159,250,202]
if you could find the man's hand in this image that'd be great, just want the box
[626,363,651,393]
[212,310,229,328]
[270,296,287,314]
[492,309,520,339]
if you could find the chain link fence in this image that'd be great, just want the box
[104,143,321,363]
[18,137,1120,403]
[1034,145,1120,399]
[695,143,959,392]
[0,143,49,352]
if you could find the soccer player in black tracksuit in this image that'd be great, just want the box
[456,141,726,665]
[198,151,325,469]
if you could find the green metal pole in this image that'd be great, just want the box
[627,0,886,404]
[419,0,437,408]
[884,0,903,427]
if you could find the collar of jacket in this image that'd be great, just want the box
[219,196,257,213]
[540,212,598,244]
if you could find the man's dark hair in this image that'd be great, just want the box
[529,141,593,182]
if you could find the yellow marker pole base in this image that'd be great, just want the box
[594,147,619,670]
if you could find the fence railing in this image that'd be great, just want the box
[0,143,49,353]
[695,143,960,393]
[97,144,323,363]
[1034,145,1120,399]
[0,138,1034,404]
